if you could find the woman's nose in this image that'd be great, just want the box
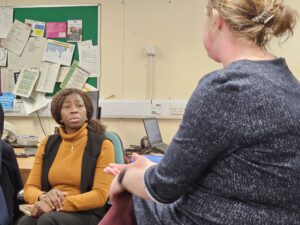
[70,105,79,112]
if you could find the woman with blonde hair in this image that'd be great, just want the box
[101,0,300,224]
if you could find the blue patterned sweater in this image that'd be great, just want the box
[141,58,300,225]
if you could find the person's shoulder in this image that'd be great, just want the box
[201,62,256,94]
[102,139,114,150]
[195,68,243,95]
[1,140,14,157]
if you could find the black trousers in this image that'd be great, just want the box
[17,211,100,225]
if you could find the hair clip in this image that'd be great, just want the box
[264,14,275,24]
[252,0,276,24]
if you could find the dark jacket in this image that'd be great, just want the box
[0,104,24,225]
[0,141,24,224]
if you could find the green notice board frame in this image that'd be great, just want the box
[13,4,100,96]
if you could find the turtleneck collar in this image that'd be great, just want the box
[58,123,88,141]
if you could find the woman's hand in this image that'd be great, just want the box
[104,153,156,176]
[130,153,157,170]
[105,153,157,200]
[38,189,68,211]
[104,163,128,176]
[30,200,53,217]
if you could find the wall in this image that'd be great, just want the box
[1,0,300,148]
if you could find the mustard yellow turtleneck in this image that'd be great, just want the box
[24,123,115,211]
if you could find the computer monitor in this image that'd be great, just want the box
[143,118,163,145]
[143,118,169,153]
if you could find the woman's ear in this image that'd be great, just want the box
[211,9,223,32]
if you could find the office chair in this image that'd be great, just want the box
[105,131,125,164]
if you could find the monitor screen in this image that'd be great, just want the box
[143,118,163,145]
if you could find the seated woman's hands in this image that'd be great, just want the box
[29,200,52,217]
[30,189,68,217]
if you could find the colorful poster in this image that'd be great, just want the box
[25,19,46,37]
[46,22,67,38]
[43,39,75,66]
[67,20,82,42]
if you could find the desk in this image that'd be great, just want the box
[14,148,35,184]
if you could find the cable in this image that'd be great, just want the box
[36,111,47,137]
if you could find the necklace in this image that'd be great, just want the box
[68,139,82,152]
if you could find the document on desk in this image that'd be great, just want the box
[43,39,75,66]
[35,61,60,93]
[13,67,39,98]
[8,37,47,71]
[2,20,31,56]
[0,7,13,38]
[60,60,90,89]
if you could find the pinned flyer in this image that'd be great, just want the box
[60,60,90,90]
[22,91,48,115]
[12,67,39,98]
[67,20,82,42]
[43,39,75,66]
[0,47,8,66]
[0,7,13,38]
[2,20,31,56]
[35,62,60,93]
[46,22,67,38]
[25,19,46,37]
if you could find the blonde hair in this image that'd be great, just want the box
[207,0,298,47]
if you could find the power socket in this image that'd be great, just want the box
[169,104,185,115]
[151,103,161,115]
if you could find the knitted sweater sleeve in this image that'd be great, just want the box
[144,72,244,203]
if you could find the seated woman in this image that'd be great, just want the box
[100,0,300,225]
[0,104,24,225]
[17,88,115,225]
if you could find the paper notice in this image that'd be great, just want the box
[43,39,75,66]
[0,7,13,38]
[13,67,39,98]
[60,60,90,89]
[2,20,31,56]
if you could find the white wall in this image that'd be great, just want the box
[2,0,300,148]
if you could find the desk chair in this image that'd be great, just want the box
[105,131,125,164]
